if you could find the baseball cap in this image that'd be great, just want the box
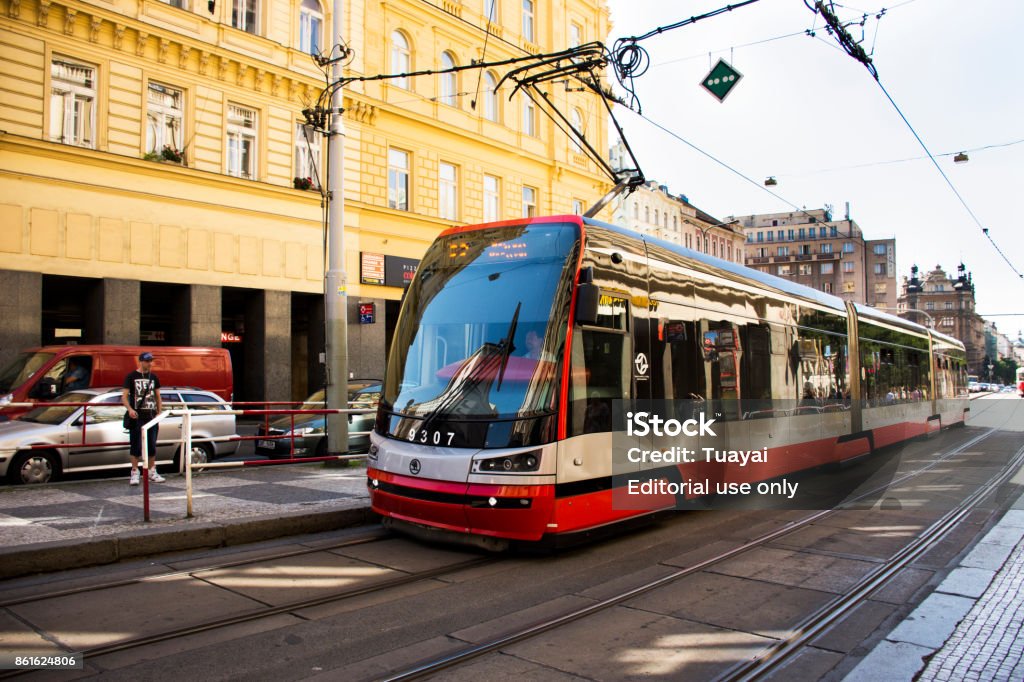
[139,352,154,361]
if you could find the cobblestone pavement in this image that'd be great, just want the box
[919,537,1024,682]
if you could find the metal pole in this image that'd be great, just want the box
[141,420,150,523]
[325,0,349,456]
[184,410,193,519]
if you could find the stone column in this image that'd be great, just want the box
[349,297,386,380]
[188,285,222,347]
[85,278,140,345]
[243,289,291,402]
[0,270,41,370]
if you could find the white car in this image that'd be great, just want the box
[1,387,239,484]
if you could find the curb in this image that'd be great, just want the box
[0,505,375,580]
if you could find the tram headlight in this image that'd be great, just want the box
[472,450,541,473]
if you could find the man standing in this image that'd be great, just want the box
[122,352,165,485]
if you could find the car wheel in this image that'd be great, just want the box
[8,450,61,485]
[314,438,328,458]
[173,443,214,472]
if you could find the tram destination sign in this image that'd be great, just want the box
[700,59,743,102]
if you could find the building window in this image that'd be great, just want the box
[821,243,832,254]
[484,0,499,22]
[438,161,458,220]
[294,122,321,188]
[777,265,791,276]
[799,264,812,275]
[873,244,887,255]
[483,174,500,222]
[522,185,537,217]
[654,209,659,226]
[843,242,854,253]
[823,282,833,293]
[941,317,954,327]
[787,229,795,240]
[799,244,811,256]
[756,247,768,258]
[925,301,935,311]
[232,0,258,33]
[830,226,838,237]
[299,0,323,55]
[798,228,806,239]
[391,31,411,89]
[874,263,886,275]
[819,227,826,237]
[572,199,583,215]
[483,71,499,122]
[843,261,854,273]
[522,0,534,42]
[50,57,96,148]
[163,0,186,9]
[569,108,584,153]
[820,262,834,274]
[146,82,183,157]
[522,94,536,136]
[226,104,257,179]
[935,284,946,292]
[570,22,582,48]
[388,148,410,210]
[439,52,457,107]
[945,301,953,310]
[767,232,774,242]
[772,219,778,227]
[645,206,650,223]
[777,246,788,256]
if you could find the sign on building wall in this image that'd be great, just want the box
[359,302,376,324]
[360,252,386,285]
[360,253,419,288]
[384,256,419,288]
[887,245,896,278]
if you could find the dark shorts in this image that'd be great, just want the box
[128,414,159,459]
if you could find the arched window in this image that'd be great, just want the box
[299,0,323,55]
[483,71,499,122]
[391,31,411,90]
[644,206,650,223]
[569,108,584,153]
[439,52,457,106]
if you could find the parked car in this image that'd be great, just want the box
[254,380,381,459]
[0,387,239,484]
[968,381,980,393]
[0,345,233,420]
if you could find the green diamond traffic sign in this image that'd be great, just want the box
[700,59,743,102]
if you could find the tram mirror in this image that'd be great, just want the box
[575,283,600,325]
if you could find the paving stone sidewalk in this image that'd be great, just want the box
[0,462,370,548]
[846,494,1024,681]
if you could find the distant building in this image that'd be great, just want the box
[729,208,897,309]
[898,264,986,375]
[609,141,745,263]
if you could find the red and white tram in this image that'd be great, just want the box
[367,216,969,548]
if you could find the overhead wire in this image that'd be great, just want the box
[806,0,1024,279]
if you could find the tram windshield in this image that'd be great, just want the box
[382,222,579,427]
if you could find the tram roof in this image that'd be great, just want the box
[582,217,964,350]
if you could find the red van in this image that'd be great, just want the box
[0,346,232,419]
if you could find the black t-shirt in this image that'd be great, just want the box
[124,370,161,413]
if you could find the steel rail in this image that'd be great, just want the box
[380,427,1000,681]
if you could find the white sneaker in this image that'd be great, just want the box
[129,469,140,486]
[148,470,165,483]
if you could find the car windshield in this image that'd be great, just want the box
[0,351,54,394]
[383,222,579,421]
[17,392,94,424]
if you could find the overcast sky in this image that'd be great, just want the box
[602,0,1024,341]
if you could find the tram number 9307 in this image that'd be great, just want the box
[407,428,456,447]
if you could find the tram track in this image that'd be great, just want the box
[0,543,498,679]
[719,440,1024,681]
[379,423,1016,681]
[0,527,394,609]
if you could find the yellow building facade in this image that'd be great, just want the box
[0,0,611,399]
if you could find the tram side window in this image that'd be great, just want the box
[568,294,629,436]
